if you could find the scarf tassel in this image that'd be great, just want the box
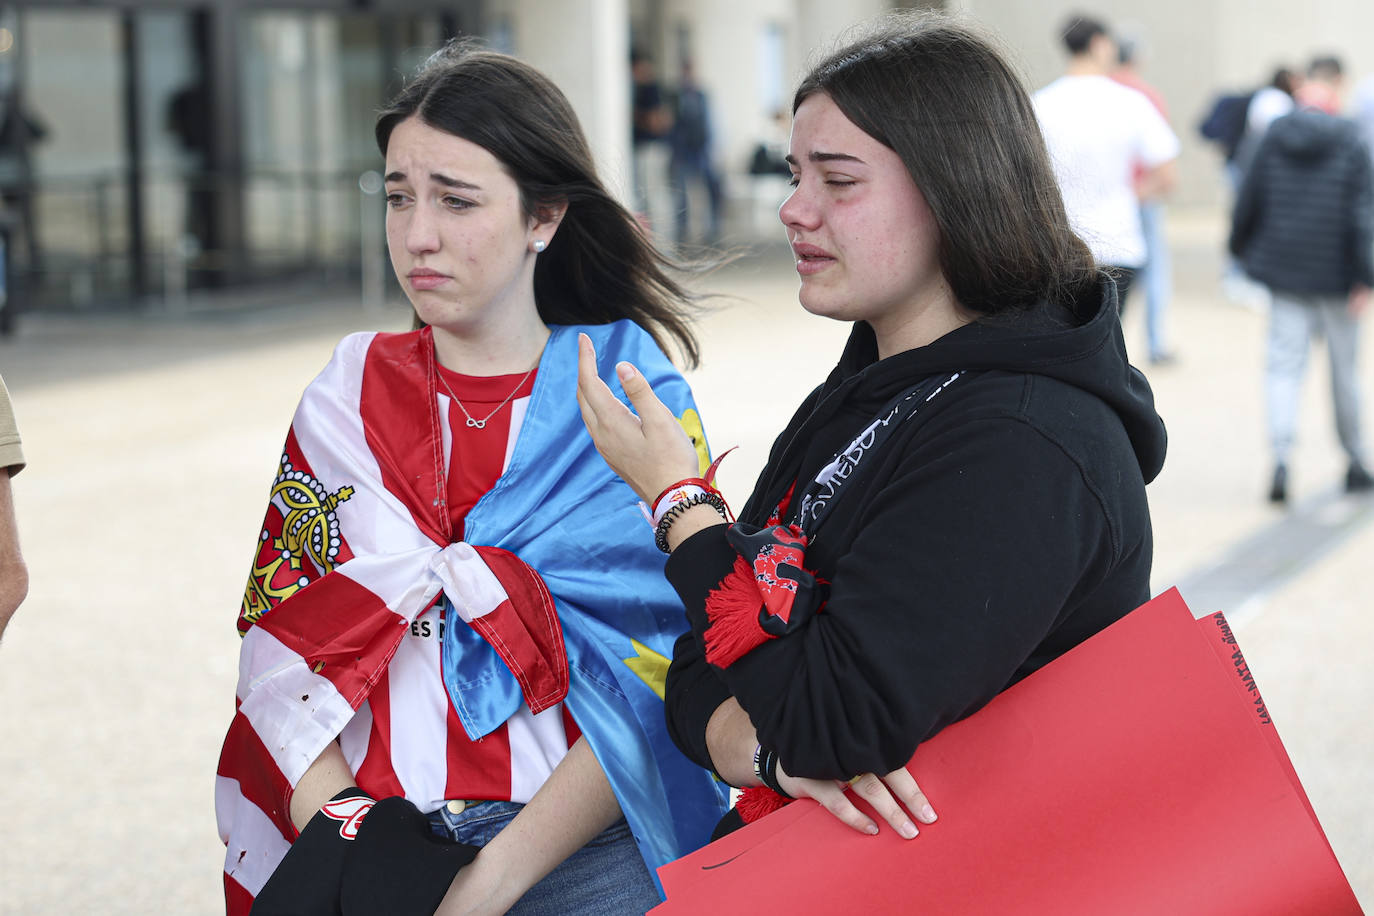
[703,555,775,668]
[735,785,795,824]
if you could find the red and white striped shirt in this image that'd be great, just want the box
[338,365,579,812]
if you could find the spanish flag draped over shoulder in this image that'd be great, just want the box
[216,321,729,914]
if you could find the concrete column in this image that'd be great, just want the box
[506,0,634,203]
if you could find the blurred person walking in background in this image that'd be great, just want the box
[1034,14,1179,321]
[1230,55,1374,505]
[1111,30,1177,365]
[1201,67,1301,186]
[579,11,1165,844]
[1215,66,1301,309]
[669,59,724,249]
[217,40,729,916]
[632,49,675,246]
[0,372,26,640]
[1238,67,1302,173]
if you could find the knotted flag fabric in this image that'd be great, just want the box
[216,321,729,914]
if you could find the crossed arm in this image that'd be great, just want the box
[574,332,936,841]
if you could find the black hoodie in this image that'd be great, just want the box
[1230,107,1374,295]
[664,278,1167,781]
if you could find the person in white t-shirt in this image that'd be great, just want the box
[1033,15,1179,314]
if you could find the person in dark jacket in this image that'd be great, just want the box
[577,12,1166,842]
[1230,54,1374,504]
[668,59,723,246]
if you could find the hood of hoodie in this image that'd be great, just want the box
[820,275,1167,483]
[1267,107,1357,162]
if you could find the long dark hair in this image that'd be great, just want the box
[376,40,700,366]
[794,13,1098,317]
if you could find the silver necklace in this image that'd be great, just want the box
[435,361,536,429]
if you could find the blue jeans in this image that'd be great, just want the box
[1138,200,1173,360]
[428,801,661,915]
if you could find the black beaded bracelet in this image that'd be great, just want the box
[754,743,793,798]
[653,490,729,553]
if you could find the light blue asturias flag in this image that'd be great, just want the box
[441,320,728,895]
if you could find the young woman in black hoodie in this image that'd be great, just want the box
[578,12,1167,841]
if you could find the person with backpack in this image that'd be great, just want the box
[1200,68,1299,182]
[1200,89,1256,176]
[1202,68,1300,308]
[1235,68,1301,177]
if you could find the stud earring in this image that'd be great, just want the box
[532,239,547,253]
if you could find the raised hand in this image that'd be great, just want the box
[575,332,702,504]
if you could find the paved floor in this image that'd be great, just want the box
[0,207,1369,912]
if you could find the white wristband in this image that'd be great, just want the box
[652,484,710,526]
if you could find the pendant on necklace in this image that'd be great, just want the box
[466,417,485,429]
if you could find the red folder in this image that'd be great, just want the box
[653,589,1362,915]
